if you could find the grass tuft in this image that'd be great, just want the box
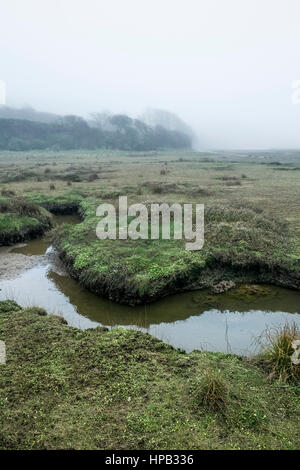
[192,369,229,413]
[259,322,300,383]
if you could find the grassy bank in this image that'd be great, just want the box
[0,300,299,450]
[26,189,84,214]
[0,195,52,245]
[53,196,300,304]
[1,149,299,303]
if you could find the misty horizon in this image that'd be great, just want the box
[1,0,300,149]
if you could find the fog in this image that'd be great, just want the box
[1,0,300,149]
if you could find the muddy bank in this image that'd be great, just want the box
[38,201,80,215]
[0,214,80,281]
[0,244,68,281]
[0,245,43,280]
[0,220,52,246]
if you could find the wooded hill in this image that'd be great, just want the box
[0,110,192,151]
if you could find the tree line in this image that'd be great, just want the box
[0,112,192,151]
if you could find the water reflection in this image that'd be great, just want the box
[1,214,299,355]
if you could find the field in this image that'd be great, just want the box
[0,149,300,450]
[0,149,299,303]
[0,300,299,450]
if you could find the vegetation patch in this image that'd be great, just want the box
[0,196,52,245]
[256,322,300,383]
[0,113,191,151]
[142,181,212,196]
[0,300,299,450]
[191,369,229,413]
[53,198,300,305]
[26,190,84,214]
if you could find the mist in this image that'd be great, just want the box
[1,0,300,149]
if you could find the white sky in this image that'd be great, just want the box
[1,0,300,148]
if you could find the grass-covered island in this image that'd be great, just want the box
[0,195,52,245]
[0,300,299,450]
[54,196,300,305]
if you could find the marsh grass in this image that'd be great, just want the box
[0,149,299,449]
[0,149,300,299]
[0,196,52,245]
[0,300,299,449]
[51,194,298,305]
[1,189,15,197]
[258,322,300,383]
[192,369,229,413]
[0,197,43,218]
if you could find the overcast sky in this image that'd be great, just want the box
[1,0,300,149]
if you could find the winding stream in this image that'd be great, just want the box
[0,215,299,355]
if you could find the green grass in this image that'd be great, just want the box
[1,149,299,300]
[53,196,299,304]
[0,150,299,450]
[0,150,300,304]
[0,196,52,245]
[26,189,84,214]
[191,369,229,413]
[0,300,299,450]
[257,322,300,383]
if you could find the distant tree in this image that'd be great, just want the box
[7,137,29,151]
[0,109,192,151]
[0,105,59,123]
[57,115,88,129]
[89,111,112,130]
[140,108,194,138]
[110,114,133,129]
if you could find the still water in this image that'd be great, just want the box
[0,215,299,355]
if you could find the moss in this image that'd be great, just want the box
[233,284,273,297]
[0,304,299,449]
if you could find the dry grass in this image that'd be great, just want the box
[193,369,229,413]
[258,322,300,383]
[0,197,43,218]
